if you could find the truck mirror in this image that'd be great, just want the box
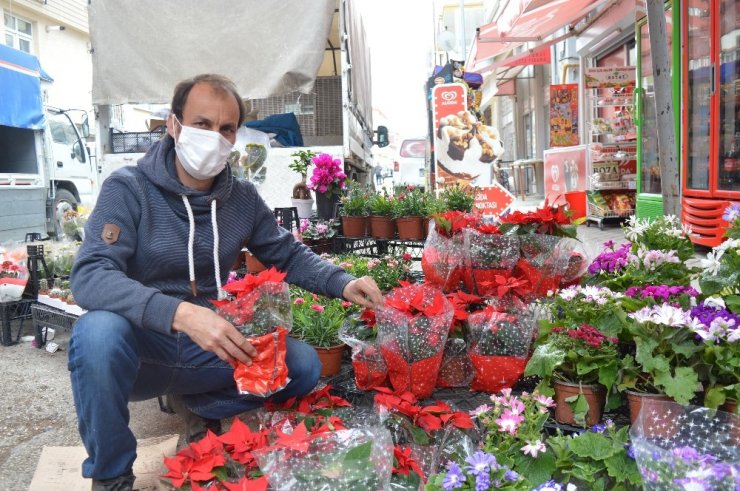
[72,141,86,163]
[374,126,389,148]
[81,113,90,138]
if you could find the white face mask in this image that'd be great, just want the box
[173,116,233,180]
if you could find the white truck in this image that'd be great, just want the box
[88,0,387,209]
[0,44,98,242]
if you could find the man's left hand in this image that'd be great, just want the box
[343,276,383,309]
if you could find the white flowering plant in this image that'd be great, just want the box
[621,304,705,404]
[540,285,632,338]
[699,204,740,315]
[622,215,694,261]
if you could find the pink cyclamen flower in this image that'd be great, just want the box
[310,304,325,313]
[294,298,305,305]
[495,409,524,435]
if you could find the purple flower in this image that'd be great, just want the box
[672,446,703,462]
[465,451,497,476]
[626,445,635,459]
[534,480,564,491]
[588,242,632,275]
[474,472,490,491]
[442,462,464,491]
[504,469,519,482]
[722,203,740,223]
[674,477,711,491]
[591,423,606,433]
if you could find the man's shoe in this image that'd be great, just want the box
[165,394,222,443]
[91,470,135,491]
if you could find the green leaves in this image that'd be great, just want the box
[525,344,565,378]
[654,366,699,405]
[565,392,590,428]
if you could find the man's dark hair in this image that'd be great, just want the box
[170,74,247,125]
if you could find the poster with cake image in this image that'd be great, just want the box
[549,84,579,147]
[435,110,504,189]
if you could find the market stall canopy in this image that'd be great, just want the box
[0,44,53,129]
[88,0,335,105]
[466,0,611,73]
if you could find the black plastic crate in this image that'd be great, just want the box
[110,128,165,154]
[31,303,78,347]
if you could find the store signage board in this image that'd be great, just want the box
[543,145,588,204]
[431,83,467,133]
[585,66,636,88]
[473,182,515,216]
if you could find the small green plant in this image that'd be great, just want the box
[290,288,358,347]
[424,192,447,217]
[441,183,475,212]
[393,186,426,218]
[339,180,369,216]
[367,193,395,217]
[288,149,317,179]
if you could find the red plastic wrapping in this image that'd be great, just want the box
[233,326,290,397]
[376,284,454,399]
[352,344,389,390]
[466,307,536,393]
[515,235,576,299]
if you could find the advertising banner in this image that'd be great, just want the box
[472,182,515,216]
[543,145,588,203]
[584,66,636,88]
[549,84,579,147]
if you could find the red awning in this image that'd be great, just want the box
[467,0,611,72]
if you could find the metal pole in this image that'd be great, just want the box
[459,0,466,60]
[645,0,680,216]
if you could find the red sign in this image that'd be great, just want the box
[473,183,515,216]
[543,145,588,204]
[431,83,467,133]
[502,45,552,67]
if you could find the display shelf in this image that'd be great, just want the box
[31,303,78,348]
[333,236,425,260]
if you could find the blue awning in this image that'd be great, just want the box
[0,44,53,129]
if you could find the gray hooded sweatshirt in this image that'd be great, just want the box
[70,136,354,335]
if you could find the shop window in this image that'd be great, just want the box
[4,13,33,54]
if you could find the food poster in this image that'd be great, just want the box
[435,109,505,189]
[549,84,579,147]
[543,145,588,203]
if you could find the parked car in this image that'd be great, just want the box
[393,138,427,189]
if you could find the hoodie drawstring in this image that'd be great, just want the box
[181,195,226,299]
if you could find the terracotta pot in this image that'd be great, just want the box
[244,252,267,274]
[341,216,368,238]
[315,344,345,377]
[626,390,676,438]
[395,216,424,240]
[722,399,738,414]
[553,380,606,427]
[369,216,396,239]
[422,217,430,239]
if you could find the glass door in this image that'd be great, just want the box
[683,0,713,194]
[716,0,740,194]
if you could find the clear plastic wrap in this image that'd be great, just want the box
[515,235,576,299]
[254,426,394,491]
[466,305,537,393]
[630,399,739,490]
[435,337,473,389]
[376,284,454,399]
[421,226,471,293]
[339,313,388,390]
[464,230,520,297]
[0,243,29,302]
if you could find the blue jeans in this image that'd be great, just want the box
[68,310,321,480]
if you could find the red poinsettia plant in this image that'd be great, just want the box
[498,200,579,238]
[339,308,389,390]
[431,211,479,238]
[376,282,454,398]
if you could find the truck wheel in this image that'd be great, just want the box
[54,189,78,239]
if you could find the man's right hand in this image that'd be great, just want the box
[172,302,257,366]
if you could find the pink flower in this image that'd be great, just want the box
[495,409,524,435]
[521,440,547,457]
[507,398,526,415]
[341,301,352,308]
[310,304,324,313]
[533,394,556,413]
[294,298,305,305]
[402,253,412,261]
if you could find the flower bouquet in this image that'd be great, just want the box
[62,208,88,241]
[622,303,705,406]
[688,298,740,410]
[211,268,292,397]
[630,399,739,490]
[338,309,389,390]
[465,304,537,393]
[253,425,394,491]
[421,211,478,293]
[464,225,520,296]
[436,292,486,388]
[525,325,620,426]
[376,282,454,398]
[0,244,29,302]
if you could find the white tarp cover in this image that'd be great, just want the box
[88,0,335,105]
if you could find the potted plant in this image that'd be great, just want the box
[339,180,369,238]
[440,183,475,212]
[525,324,620,427]
[289,149,316,219]
[307,153,347,220]
[365,253,413,292]
[291,288,358,376]
[621,303,706,422]
[465,224,520,296]
[423,193,447,240]
[393,185,426,240]
[299,219,337,255]
[543,285,631,339]
[367,193,396,239]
